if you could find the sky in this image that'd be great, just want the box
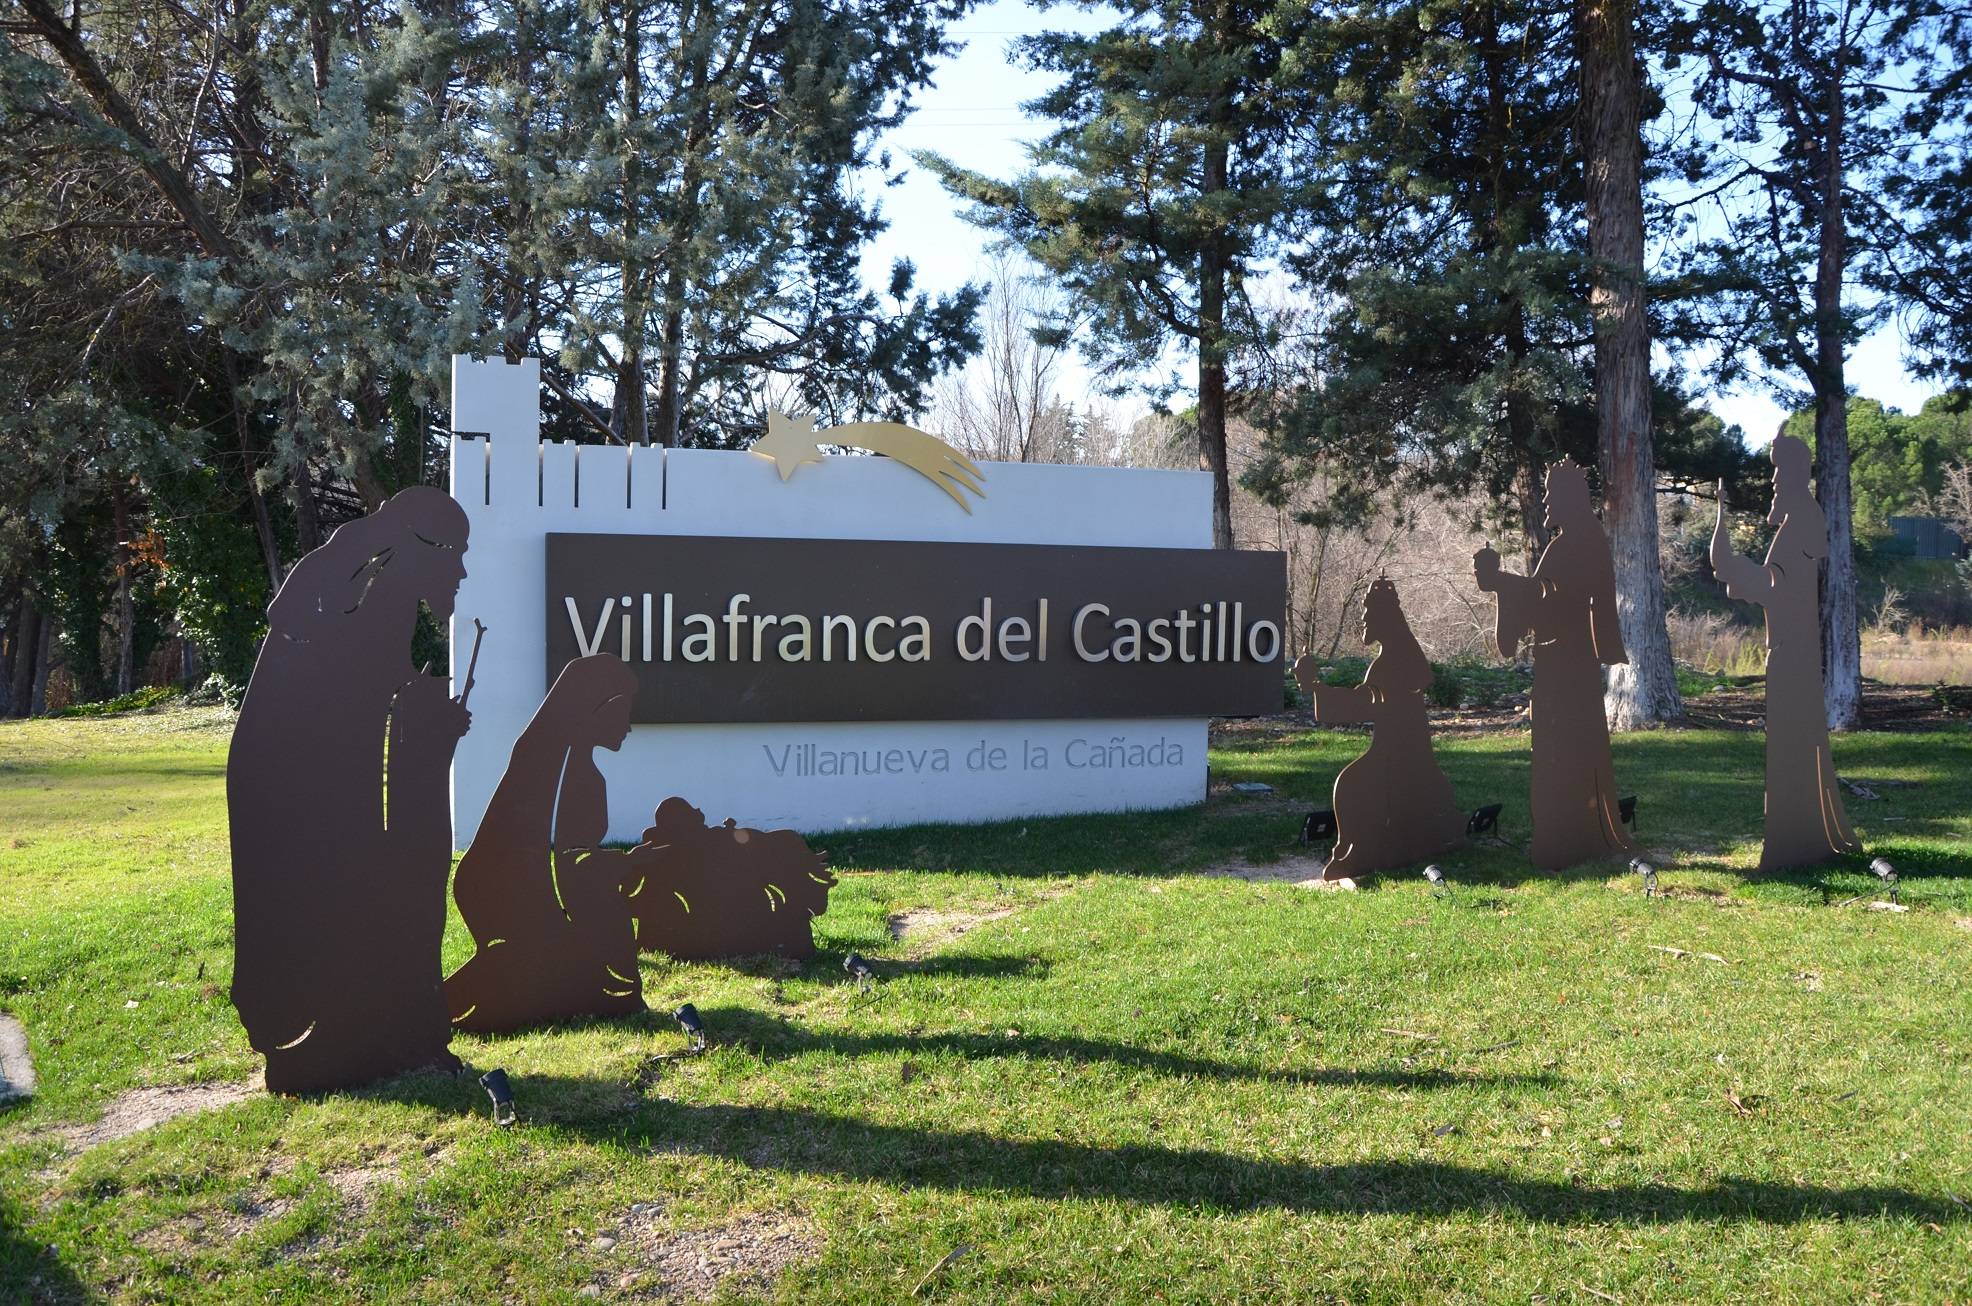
[858,0,1943,446]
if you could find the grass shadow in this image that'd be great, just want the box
[431,1085,1970,1226]
[680,1006,1557,1092]
[1,1191,88,1304]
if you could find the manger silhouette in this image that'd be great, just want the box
[629,798,836,963]
[1293,579,1464,881]
[443,651,836,1032]
[1709,435,1861,872]
[1473,460,1634,872]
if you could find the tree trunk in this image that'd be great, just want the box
[653,280,688,448]
[1814,63,1860,731]
[612,0,650,446]
[1513,437,1550,572]
[111,481,136,696]
[29,615,53,716]
[291,459,323,556]
[1579,0,1681,728]
[0,591,19,718]
[1197,335,1233,550]
[226,351,284,592]
[1198,108,1234,549]
[2,594,32,718]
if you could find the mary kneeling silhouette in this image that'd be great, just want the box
[445,654,661,1033]
[1295,579,1464,881]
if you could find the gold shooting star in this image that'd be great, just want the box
[751,412,987,512]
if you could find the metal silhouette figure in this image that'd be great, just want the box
[1709,435,1861,871]
[629,797,835,961]
[445,654,663,1033]
[1293,580,1464,881]
[1473,460,1635,871]
[228,487,471,1094]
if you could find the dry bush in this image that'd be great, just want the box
[1666,608,1765,676]
[929,252,1076,465]
[1925,462,1972,542]
[1228,422,1494,662]
[1863,626,1972,685]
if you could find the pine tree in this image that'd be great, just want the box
[919,0,1315,548]
[1674,0,1967,729]
[1257,0,1594,567]
[546,0,984,447]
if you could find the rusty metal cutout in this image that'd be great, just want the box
[628,798,836,962]
[1473,460,1636,872]
[445,654,656,1034]
[1294,579,1465,881]
[1710,436,1862,872]
[228,487,471,1094]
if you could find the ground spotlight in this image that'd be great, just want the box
[478,1067,517,1127]
[843,951,876,991]
[1466,804,1502,840]
[1870,857,1899,905]
[1423,864,1448,898]
[673,1002,707,1053]
[1300,809,1337,849]
[1629,857,1657,898]
[1619,796,1638,830]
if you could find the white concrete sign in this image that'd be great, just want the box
[448,355,1237,846]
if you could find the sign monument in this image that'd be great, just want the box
[448,355,1286,846]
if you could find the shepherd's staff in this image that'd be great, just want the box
[458,619,487,709]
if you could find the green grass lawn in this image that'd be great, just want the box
[2,705,1969,1302]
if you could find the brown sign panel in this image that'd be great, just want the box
[546,534,1286,723]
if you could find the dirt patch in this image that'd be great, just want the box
[608,1206,821,1302]
[136,1195,295,1256]
[326,1165,395,1216]
[1198,855,1337,886]
[1653,883,1733,903]
[887,886,1073,951]
[887,903,1022,946]
[53,1079,258,1154]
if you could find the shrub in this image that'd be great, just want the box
[49,685,183,718]
[186,674,246,709]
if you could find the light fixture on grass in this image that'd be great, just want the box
[479,1068,517,1127]
[1870,857,1899,906]
[1423,865,1448,898]
[1629,857,1657,898]
[1300,809,1337,849]
[674,1003,707,1053]
[1466,805,1502,840]
[843,952,876,991]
